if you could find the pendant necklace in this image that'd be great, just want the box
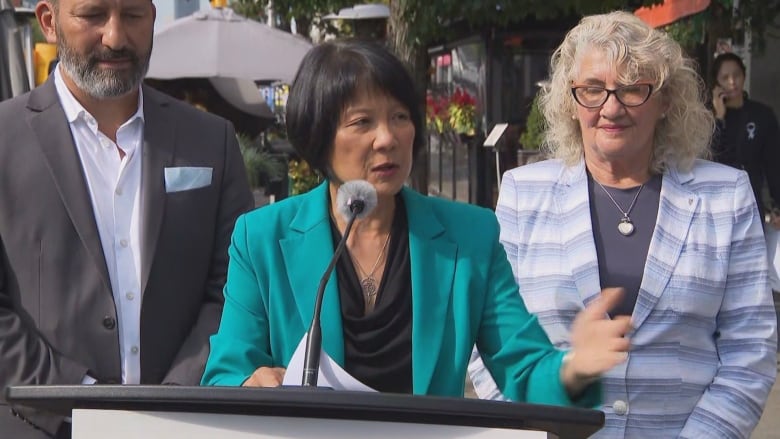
[352,233,391,311]
[595,181,644,236]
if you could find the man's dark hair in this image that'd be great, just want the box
[285,39,426,177]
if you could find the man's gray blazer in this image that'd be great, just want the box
[0,78,253,437]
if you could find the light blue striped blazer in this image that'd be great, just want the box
[469,159,777,438]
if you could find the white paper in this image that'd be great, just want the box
[282,336,377,392]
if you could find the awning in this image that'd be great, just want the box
[634,0,711,28]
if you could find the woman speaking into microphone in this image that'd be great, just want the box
[201,39,630,405]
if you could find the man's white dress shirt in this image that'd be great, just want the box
[54,67,144,384]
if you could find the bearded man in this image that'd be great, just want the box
[0,1,253,437]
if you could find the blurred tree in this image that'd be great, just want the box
[229,0,355,37]
[414,2,772,91]
[660,0,780,80]
[388,0,778,80]
[229,0,265,18]
[393,0,651,50]
[227,0,778,80]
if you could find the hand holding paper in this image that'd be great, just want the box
[243,366,287,387]
[282,336,376,392]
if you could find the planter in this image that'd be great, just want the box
[458,133,476,145]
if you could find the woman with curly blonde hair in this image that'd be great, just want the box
[469,10,776,438]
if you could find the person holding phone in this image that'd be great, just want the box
[710,52,780,226]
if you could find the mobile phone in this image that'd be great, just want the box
[713,85,726,103]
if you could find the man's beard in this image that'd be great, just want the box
[56,29,152,99]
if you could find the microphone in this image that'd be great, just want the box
[302,180,377,387]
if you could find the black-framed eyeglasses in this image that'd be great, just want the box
[571,83,654,108]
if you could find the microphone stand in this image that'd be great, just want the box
[302,200,365,387]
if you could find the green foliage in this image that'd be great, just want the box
[426,88,478,135]
[28,17,45,44]
[663,13,707,51]
[518,94,545,151]
[392,0,775,52]
[446,88,477,135]
[288,159,321,195]
[236,134,287,189]
[714,0,780,53]
[661,1,780,55]
[230,0,777,55]
[229,0,356,34]
[397,0,665,48]
[229,0,265,18]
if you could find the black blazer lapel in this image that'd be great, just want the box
[27,79,112,293]
[139,87,175,294]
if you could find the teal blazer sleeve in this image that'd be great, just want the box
[201,183,599,407]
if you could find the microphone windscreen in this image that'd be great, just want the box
[336,180,378,220]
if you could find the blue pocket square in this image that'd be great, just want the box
[164,167,213,193]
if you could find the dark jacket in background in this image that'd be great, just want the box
[711,98,780,216]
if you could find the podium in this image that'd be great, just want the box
[6,385,604,438]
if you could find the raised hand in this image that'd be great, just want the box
[242,366,287,387]
[562,287,632,396]
[712,85,727,120]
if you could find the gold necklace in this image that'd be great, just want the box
[352,233,391,311]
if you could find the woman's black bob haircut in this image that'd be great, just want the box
[285,39,426,177]
[712,52,746,84]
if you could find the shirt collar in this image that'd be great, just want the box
[54,64,145,126]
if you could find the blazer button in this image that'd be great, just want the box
[102,316,116,330]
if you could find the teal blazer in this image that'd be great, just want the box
[202,182,598,406]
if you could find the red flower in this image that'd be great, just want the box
[450,88,476,107]
[426,88,478,135]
